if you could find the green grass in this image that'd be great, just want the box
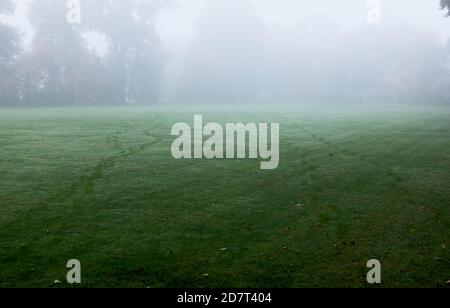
[0,105,449,288]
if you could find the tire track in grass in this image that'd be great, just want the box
[0,119,170,266]
[105,131,123,150]
[284,117,406,184]
[243,113,406,185]
[52,119,164,202]
[281,117,416,273]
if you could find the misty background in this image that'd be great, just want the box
[0,0,449,106]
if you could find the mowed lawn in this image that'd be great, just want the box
[0,105,449,288]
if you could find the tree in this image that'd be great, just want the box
[442,0,450,16]
[0,0,20,106]
[178,0,268,104]
[83,0,169,104]
[24,0,100,106]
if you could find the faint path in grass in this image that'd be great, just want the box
[105,131,123,150]
[51,119,164,202]
[283,117,406,184]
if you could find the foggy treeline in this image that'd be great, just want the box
[0,0,449,107]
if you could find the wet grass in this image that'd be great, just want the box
[0,105,449,288]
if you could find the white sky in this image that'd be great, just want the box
[157,0,450,54]
[1,0,449,53]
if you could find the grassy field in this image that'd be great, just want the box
[0,105,449,288]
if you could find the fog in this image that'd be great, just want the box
[1,0,449,106]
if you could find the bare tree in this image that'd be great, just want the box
[442,0,450,16]
[0,0,19,106]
